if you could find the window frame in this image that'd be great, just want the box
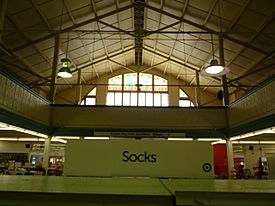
[107,73,168,107]
[179,89,194,107]
[81,87,96,105]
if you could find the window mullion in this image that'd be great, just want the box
[122,74,124,105]
[137,72,139,106]
[152,75,154,106]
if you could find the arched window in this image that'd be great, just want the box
[179,89,194,107]
[81,88,96,105]
[107,73,168,107]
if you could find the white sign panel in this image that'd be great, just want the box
[64,139,214,179]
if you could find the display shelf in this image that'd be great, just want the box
[0,176,275,205]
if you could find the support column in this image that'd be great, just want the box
[219,35,232,179]
[219,35,229,106]
[195,70,201,106]
[49,34,60,103]
[226,140,234,179]
[42,136,51,176]
[96,75,107,105]
[76,68,82,104]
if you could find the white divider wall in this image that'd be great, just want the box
[53,106,226,130]
[0,141,31,153]
[64,139,214,179]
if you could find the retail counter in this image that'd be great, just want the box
[0,176,275,205]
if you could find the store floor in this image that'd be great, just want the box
[0,176,275,205]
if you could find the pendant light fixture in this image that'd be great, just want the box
[57,31,72,78]
[201,33,227,76]
[58,57,72,78]
[205,59,224,74]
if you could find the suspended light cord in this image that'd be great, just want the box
[59,0,65,32]
[57,0,73,78]
[183,23,187,84]
[211,33,215,59]
[91,22,96,81]
[66,31,69,57]
[217,0,223,32]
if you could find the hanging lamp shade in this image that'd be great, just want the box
[205,59,224,74]
[201,59,229,76]
[57,58,72,78]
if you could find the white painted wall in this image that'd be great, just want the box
[55,68,222,106]
[243,144,275,178]
[243,145,262,175]
[267,156,275,179]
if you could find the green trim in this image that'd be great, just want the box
[226,114,275,137]
[51,127,224,138]
[52,104,226,109]
[0,108,49,134]
[0,106,273,139]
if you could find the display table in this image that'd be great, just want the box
[0,176,275,205]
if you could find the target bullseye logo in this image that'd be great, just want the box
[202,163,212,172]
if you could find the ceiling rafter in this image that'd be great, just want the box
[226,13,275,72]
[226,0,251,31]
[29,47,136,87]
[144,20,182,37]
[140,60,169,73]
[91,0,113,73]
[143,2,270,55]
[134,0,145,65]
[2,3,134,55]
[143,46,247,91]
[183,0,218,83]
[1,0,273,98]
[228,49,275,84]
[108,59,135,72]
[0,41,50,83]
[77,47,135,71]
[229,62,275,85]
[6,15,52,68]
[0,57,50,82]
[31,0,78,73]
[200,0,250,70]
[143,46,199,72]
[164,0,189,76]
[31,0,86,91]
[222,6,275,92]
[98,20,135,37]
[187,0,219,61]
[149,0,165,68]
[63,0,99,78]
[0,0,7,41]
[192,0,253,96]
[115,0,128,67]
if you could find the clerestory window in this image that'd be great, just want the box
[106,73,168,107]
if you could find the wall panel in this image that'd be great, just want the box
[0,73,50,126]
[52,106,226,131]
[228,79,275,128]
